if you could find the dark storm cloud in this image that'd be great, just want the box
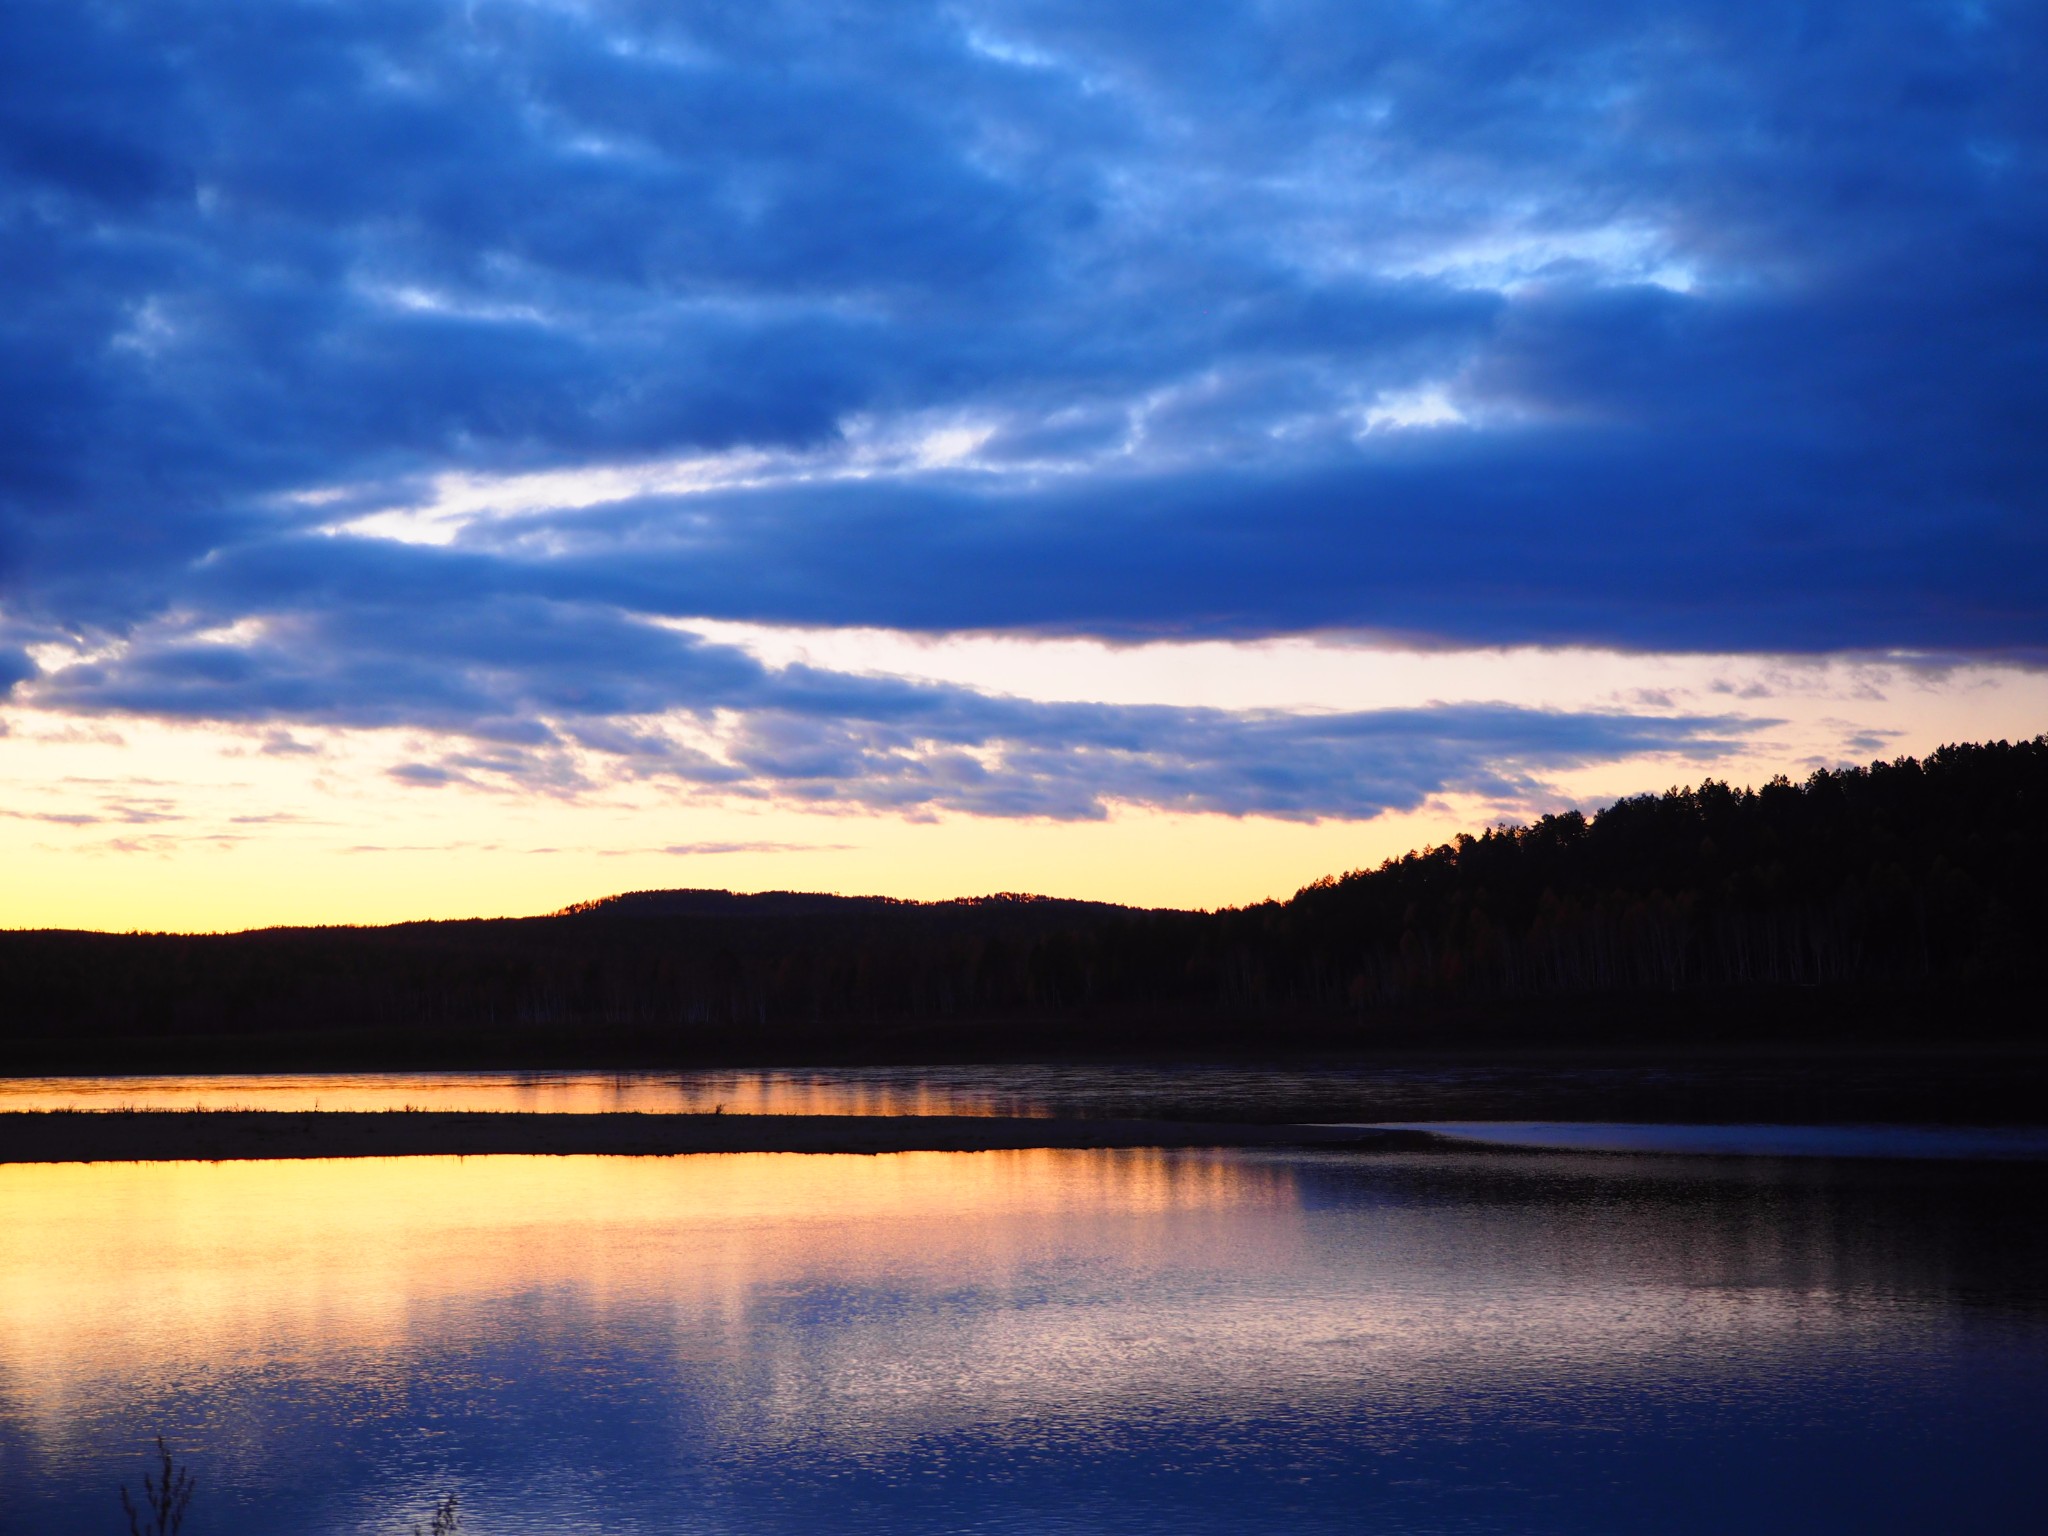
[1,0,2042,807]
[431,434,2047,651]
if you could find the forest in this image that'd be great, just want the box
[2,737,2043,1066]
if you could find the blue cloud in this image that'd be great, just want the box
[1,0,2042,812]
[0,646,34,697]
[23,594,1766,817]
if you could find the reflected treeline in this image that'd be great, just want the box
[3,739,2044,1065]
[1288,1151,2048,1318]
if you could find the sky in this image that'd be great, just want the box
[2,0,2045,930]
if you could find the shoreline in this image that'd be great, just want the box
[0,1110,1434,1163]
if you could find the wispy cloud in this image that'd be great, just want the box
[635,842,857,856]
[15,595,1769,819]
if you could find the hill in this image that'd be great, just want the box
[1,737,2042,1067]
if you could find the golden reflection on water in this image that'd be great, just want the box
[0,1150,1289,1436]
[0,1148,1937,1448]
[0,1146,2011,1536]
[0,1071,1042,1116]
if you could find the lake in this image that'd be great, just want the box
[2,1140,2043,1533]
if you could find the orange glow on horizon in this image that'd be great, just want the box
[4,642,2043,932]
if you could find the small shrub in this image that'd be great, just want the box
[120,1437,195,1536]
[414,1492,461,1535]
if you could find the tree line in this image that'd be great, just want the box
[2,737,2042,1064]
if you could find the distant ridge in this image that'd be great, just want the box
[555,890,1141,919]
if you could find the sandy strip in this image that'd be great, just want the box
[0,1110,1431,1163]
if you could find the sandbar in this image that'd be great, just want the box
[0,1110,1431,1163]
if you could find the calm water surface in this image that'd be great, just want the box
[1,1146,2042,1534]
